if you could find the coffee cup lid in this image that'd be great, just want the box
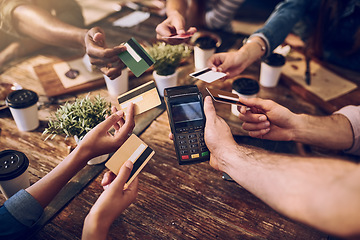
[0,150,29,181]
[263,53,286,67]
[6,89,38,109]
[232,78,260,95]
[195,36,217,50]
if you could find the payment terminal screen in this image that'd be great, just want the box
[171,102,203,124]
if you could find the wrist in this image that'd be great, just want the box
[291,113,310,143]
[213,141,240,173]
[83,211,111,239]
[80,29,89,49]
[240,36,266,60]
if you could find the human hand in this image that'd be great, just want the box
[84,27,126,79]
[156,12,197,45]
[203,96,237,171]
[78,104,135,160]
[208,51,249,79]
[82,161,138,239]
[237,98,299,141]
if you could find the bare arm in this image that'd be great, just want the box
[204,96,360,238]
[166,0,188,18]
[11,4,127,79]
[27,104,135,208]
[13,4,87,49]
[238,98,353,150]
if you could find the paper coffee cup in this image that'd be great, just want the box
[194,46,216,70]
[0,150,30,199]
[193,36,218,70]
[259,53,286,88]
[231,78,259,117]
[6,89,39,131]
[104,68,129,97]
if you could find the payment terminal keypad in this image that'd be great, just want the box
[176,126,209,162]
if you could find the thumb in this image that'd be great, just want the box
[203,96,217,122]
[88,27,105,47]
[112,160,134,189]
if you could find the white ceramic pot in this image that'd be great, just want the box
[153,70,178,97]
[104,68,129,97]
[74,135,109,165]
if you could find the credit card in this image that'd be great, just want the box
[117,80,161,115]
[206,87,247,106]
[105,134,155,185]
[118,37,155,77]
[163,33,194,39]
[189,68,227,83]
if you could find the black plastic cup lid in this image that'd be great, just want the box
[6,89,38,109]
[232,78,260,95]
[263,53,286,67]
[0,150,29,181]
[195,36,217,49]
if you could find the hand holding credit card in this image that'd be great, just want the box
[105,134,155,185]
[117,80,161,115]
[189,68,227,83]
[118,37,155,77]
[206,88,247,106]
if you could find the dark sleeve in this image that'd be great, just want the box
[0,189,44,240]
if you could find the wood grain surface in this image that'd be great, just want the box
[1,5,357,240]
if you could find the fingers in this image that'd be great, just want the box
[168,132,174,140]
[155,22,176,38]
[246,128,271,138]
[123,102,135,133]
[242,121,270,132]
[238,110,268,123]
[110,106,124,131]
[98,110,125,132]
[101,171,117,189]
[102,64,125,80]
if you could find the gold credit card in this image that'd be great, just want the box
[105,134,155,185]
[206,87,247,106]
[117,80,161,115]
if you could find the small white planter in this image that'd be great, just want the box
[104,68,129,97]
[153,70,178,97]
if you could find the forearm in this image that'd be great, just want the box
[26,146,89,208]
[82,213,110,240]
[221,145,360,237]
[12,4,87,49]
[293,113,353,150]
[166,0,188,17]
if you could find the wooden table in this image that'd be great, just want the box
[1,6,357,240]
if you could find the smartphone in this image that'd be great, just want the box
[164,85,210,165]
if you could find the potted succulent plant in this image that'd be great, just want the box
[43,94,111,164]
[148,42,191,96]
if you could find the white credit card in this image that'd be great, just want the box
[189,68,227,83]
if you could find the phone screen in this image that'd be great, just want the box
[171,102,203,124]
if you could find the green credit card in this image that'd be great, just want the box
[118,37,155,77]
